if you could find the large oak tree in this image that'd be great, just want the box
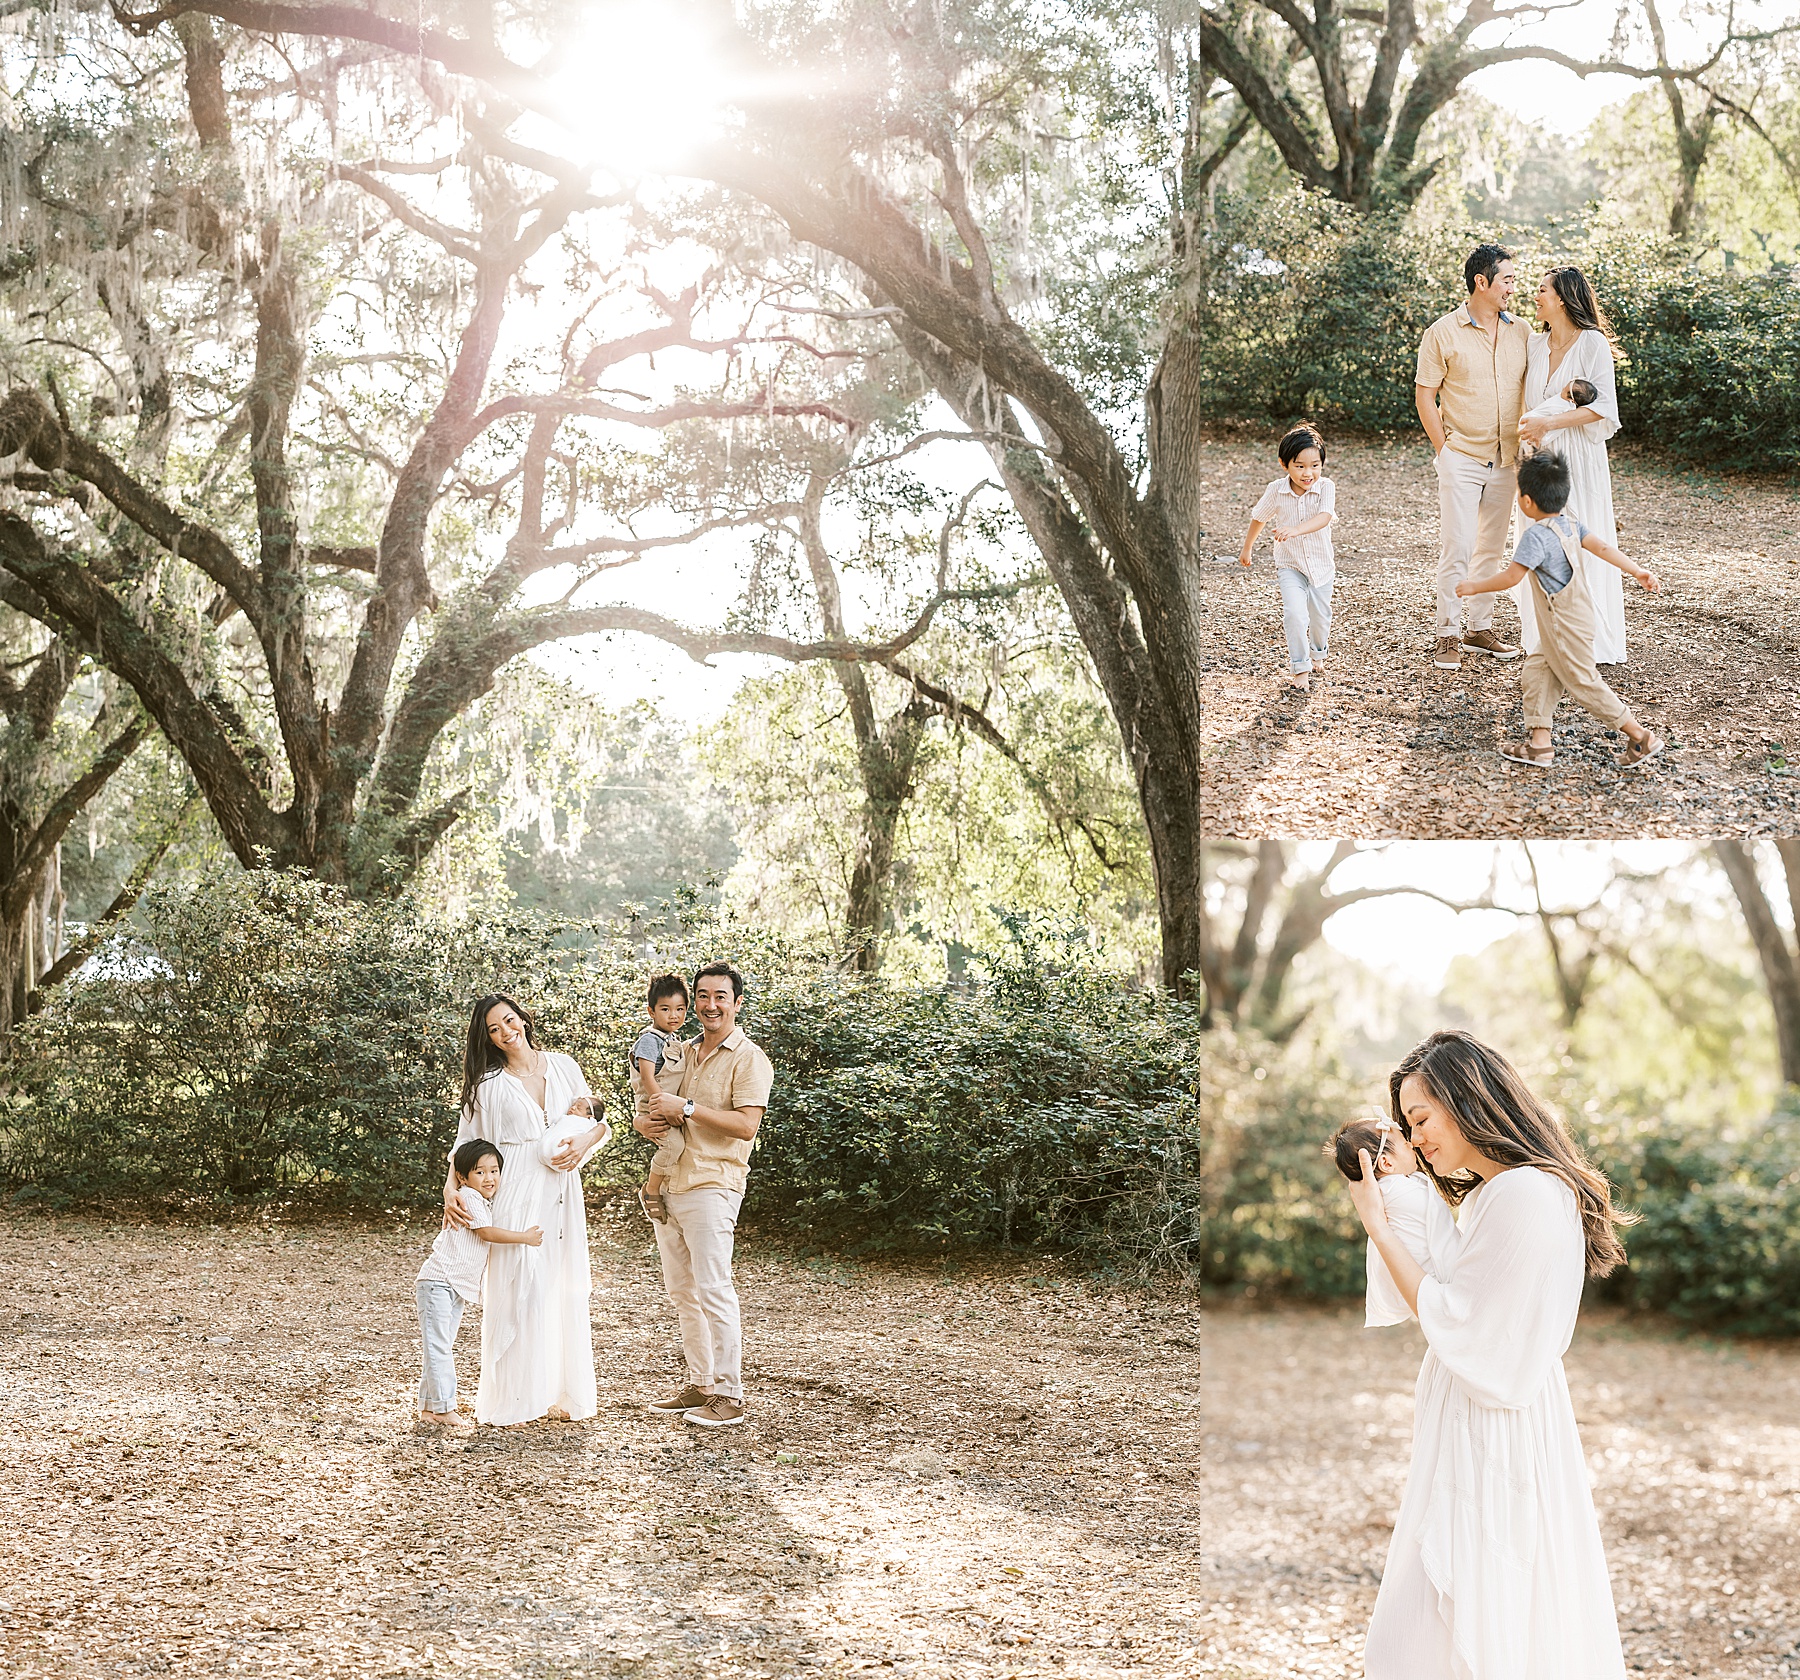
[4,4,1019,906]
[70,0,1216,989]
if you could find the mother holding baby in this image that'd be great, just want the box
[1516,266,1628,664]
[443,993,610,1426]
[1344,1031,1631,1680]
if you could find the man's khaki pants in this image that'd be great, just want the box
[1521,564,1631,732]
[654,1184,744,1400]
[1434,448,1516,635]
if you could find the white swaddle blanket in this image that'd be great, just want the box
[1365,1171,1459,1326]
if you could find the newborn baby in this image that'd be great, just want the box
[1327,1118,1458,1326]
[1519,377,1599,458]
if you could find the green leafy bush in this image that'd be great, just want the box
[3,875,1793,1336]
[1194,1028,1800,1333]
[1589,1109,1800,1337]
[742,922,1207,1260]
[2,883,1221,1254]
[0,872,616,1201]
[1186,192,1800,466]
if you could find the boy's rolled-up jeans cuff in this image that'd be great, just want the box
[415,1278,464,1414]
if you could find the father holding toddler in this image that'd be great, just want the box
[636,960,773,1429]
[1414,242,1531,672]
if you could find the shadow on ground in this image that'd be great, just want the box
[4,1214,1798,1677]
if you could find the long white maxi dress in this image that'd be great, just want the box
[1515,329,1627,664]
[1363,1167,1627,1680]
[453,1052,608,1426]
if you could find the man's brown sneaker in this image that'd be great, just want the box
[1433,636,1464,670]
[647,1384,709,1414]
[1461,629,1520,660]
[683,1396,746,1428]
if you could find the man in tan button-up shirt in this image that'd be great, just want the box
[1415,244,1532,671]
[634,960,773,1429]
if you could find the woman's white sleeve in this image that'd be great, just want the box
[1415,1171,1584,1409]
[454,1077,510,1155]
[1582,335,1621,441]
[449,1088,482,1160]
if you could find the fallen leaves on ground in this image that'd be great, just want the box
[5,1212,1798,1677]
[1200,431,1800,837]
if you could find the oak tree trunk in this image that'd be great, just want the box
[842,704,931,974]
[1716,840,1800,1087]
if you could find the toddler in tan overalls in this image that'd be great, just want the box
[1456,452,1664,769]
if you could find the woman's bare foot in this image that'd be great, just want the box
[1282,672,1311,692]
[546,1405,572,1422]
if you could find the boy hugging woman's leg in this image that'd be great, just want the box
[414,1139,542,1427]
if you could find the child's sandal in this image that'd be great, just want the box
[639,1189,667,1223]
[1499,740,1555,767]
[1620,733,1665,769]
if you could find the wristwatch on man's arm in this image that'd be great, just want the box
[680,1099,695,1125]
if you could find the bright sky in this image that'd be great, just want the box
[1312,841,1704,989]
[1466,0,1755,135]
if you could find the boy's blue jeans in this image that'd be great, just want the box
[416,1279,465,1414]
[1277,566,1333,674]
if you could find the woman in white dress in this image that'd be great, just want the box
[1516,267,1628,664]
[1346,1030,1631,1680]
[443,992,610,1426]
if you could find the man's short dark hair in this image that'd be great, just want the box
[647,973,690,1009]
[693,960,744,1001]
[453,1138,501,1180]
[1464,243,1513,293]
[1517,451,1571,514]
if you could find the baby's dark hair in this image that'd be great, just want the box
[453,1138,501,1180]
[647,972,690,1009]
[1278,422,1326,468]
[1566,378,1598,408]
[1325,1118,1396,1182]
[1516,451,1571,514]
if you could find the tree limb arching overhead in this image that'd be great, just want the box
[90,0,1214,991]
[1185,0,1800,211]
[13,10,1047,900]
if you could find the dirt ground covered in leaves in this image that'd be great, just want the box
[6,1213,1799,1679]
[1199,432,1800,837]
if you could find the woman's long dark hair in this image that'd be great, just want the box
[461,992,537,1119]
[1542,265,1615,344]
[1389,1030,1633,1277]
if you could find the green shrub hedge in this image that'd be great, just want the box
[1187,192,1800,467]
[0,879,1218,1262]
[1590,1110,1800,1337]
[3,874,1792,1334]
